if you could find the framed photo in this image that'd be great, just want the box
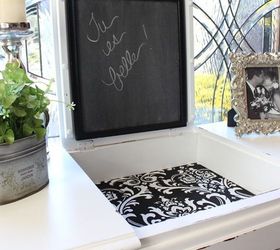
[230,53,280,136]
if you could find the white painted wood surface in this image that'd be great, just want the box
[0,142,140,250]
[69,125,280,249]
[199,121,280,162]
[49,0,280,247]
[207,221,280,250]
[0,127,279,250]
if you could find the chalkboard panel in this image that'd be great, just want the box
[66,0,187,140]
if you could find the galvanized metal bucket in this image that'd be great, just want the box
[0,135,49,205]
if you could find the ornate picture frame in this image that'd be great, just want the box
[230,53,280,136]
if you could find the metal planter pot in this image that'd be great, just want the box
[0,135,49,205]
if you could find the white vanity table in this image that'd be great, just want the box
[1,123,280,250]
[1,0,279,247]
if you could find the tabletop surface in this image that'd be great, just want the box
[0,141,140,250]
[199,122,280,161]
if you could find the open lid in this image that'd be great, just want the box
[52,0,194,150]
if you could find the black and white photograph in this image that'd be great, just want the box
[230,53,280,136]
[245,66,280,120]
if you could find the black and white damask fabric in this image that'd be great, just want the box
[97,163,254,227]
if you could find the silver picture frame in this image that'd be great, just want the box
[230,53,280,136]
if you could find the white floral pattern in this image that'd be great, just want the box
[97,163,254,227]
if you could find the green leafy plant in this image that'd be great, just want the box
[0,62,51,144]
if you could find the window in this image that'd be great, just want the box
[193,0,280,124]
[24,0,58,137]
[24,0,55,79]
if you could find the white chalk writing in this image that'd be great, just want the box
[142,24,148,40]
[100,24,149,91]
[87,13,119,43]
[102,32,126,56]
[101,42,146,91]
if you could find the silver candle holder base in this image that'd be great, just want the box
[0,22,33,68]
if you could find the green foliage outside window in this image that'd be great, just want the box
[195,73,231,124]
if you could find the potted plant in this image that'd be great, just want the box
[0,62,72,205]
[0,62,50,144]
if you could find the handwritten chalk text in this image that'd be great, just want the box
[101,43,146,91]
[87,13,119,43]
[102,32,126,56]
[101,24,149,91]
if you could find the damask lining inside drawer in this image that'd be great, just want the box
[97,163,254,227]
